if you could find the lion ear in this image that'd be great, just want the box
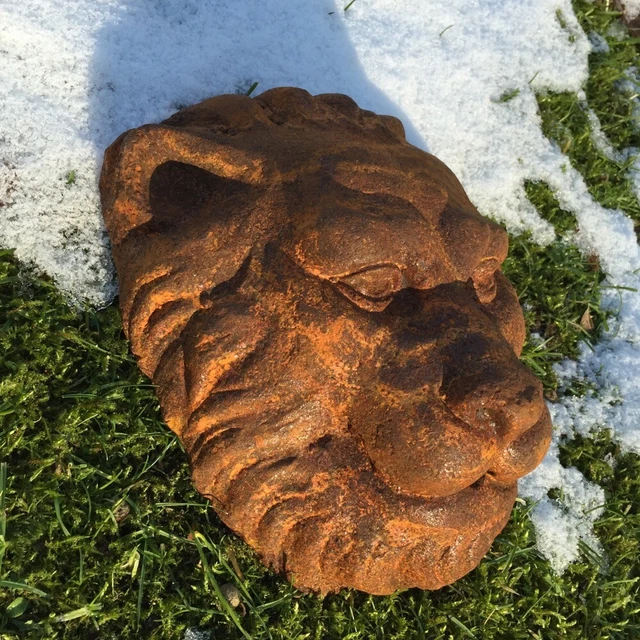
[99,124,267,246]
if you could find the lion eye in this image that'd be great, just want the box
[334,265,405,310]
[340,265,404,299]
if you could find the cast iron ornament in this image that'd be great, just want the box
[100,87,551,595]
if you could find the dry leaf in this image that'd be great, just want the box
[580,307,594,331]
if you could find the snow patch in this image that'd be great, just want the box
[520,408,606,573]
[184,629,211,640]
[622,0,640,21]
[549,283,640,455]
[0,0,595,302]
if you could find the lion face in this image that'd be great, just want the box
[100,87,551,595]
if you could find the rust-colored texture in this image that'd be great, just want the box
[100,87,551,595]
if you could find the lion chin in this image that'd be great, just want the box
[100,86,551,595]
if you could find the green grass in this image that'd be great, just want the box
[0,245,638,639]
[1,0,640,637]
[503,183,607,394]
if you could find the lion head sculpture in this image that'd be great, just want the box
[100,87,551,595]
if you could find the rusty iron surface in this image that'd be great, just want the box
[100,87,551,595]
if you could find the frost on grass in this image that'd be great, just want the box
[2,0,640,571]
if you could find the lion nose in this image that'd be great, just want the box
[356,283,550,497]
[439,330,547,454]
[442,353,544,439]
[436,325,552,486]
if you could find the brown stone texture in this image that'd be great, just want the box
[99,87,551,595]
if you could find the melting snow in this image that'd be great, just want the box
[621,0,640,21]
[588,31,610,53]
[1,0,640,572]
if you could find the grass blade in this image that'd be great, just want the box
[136,538,148,630]
[55,604,102,622]
[0,462,7,572]
[0,580,48,598]
[193,533,252,640]
[53,495,70,537]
